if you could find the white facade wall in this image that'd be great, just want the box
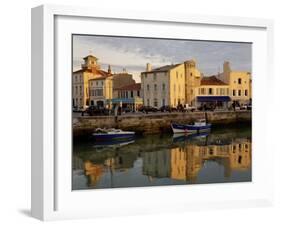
[142,71,169,108]
[72,72,84,108]
[89,79,106,106]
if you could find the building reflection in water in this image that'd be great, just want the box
[168,138,251,182]
[75,136,251,187]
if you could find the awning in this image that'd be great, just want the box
[197,96,231,102]
[107,98,143,104]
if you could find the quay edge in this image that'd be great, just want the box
[73,111,251,138]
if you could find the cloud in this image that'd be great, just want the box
[73,35,251,82]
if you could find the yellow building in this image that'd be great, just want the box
[89,75,113,108]
[184,60,202,106]
[218,61,252,105]
[72,55,110,110]
[195,76,231,109]
[141,63,185,108]
[73,55,135,110]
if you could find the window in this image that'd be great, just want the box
[147,99,150,106]
[233,89,236,96]
[238,90,241,96]
[176,71,178,79]
[208,88,213,95]
[130,91,133,98]
[162,83,166,91]
[93,89,103,96]
[238,78,242,84]
[75,86,78,95]
[245,89,248,96]
[238,156,242,164]
[126,91,128,98]
[200,88,205,95]
[190,72,193,76]
[137,90,140,97]
[145,74,147,78]
[162,99,165,106]
[153,73,156,81]
[96,81,98,86]
[80,75,82,82]
[75,75,77,82]
[101,81,103,86]
[79,86,82,95]
[147,84,150,91]
[154,98,158,107]
[154,84,157,91]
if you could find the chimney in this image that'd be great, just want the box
[223,61,231,73]
[146,63,152,72]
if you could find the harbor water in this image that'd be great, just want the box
[72,124,251,190]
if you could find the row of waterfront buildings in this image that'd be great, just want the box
[73,54,252,111]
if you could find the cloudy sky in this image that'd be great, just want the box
[73,35,251,82]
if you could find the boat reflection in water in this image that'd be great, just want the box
[72,126,251,190]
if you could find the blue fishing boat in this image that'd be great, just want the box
[171,119,211,134]
[92,128,135,141]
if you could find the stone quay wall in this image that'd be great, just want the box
[73,111,251,137]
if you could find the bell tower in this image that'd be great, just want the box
[82,55,99,70]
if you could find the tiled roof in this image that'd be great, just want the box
[89,74,112,81]
[142,64,181,73]
[115,83,141,91]
[200,76,227,86]
[73,68,110,77]
[73,68,92,73]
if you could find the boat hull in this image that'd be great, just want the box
[93,132,135,141]
[171,123,211,134]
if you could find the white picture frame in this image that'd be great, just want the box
[31,4,274,221]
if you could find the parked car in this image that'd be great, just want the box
[239,104,248,110]
[159,105,177,112]
[122,107,133,113]
[197,105,215,111]
[139,106,158,113]
[183,104,196,112]
[246,104,252,110]
[84,106,109,116]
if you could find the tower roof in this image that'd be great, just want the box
[83,55,98,60]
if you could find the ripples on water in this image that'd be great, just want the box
[72,124,252,190]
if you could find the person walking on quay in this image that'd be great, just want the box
[232,101,236,111]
